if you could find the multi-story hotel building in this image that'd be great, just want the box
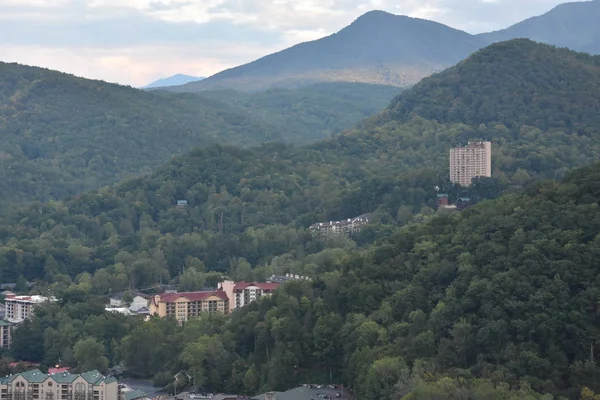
[449,141,492,187]
[309,214,371,236]
[0,369,118,400]
[149,291,229,322]
[0,320,12,349]
[4,295,56,324]
[217,281,281,312]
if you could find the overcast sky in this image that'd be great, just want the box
[0,0,579,86]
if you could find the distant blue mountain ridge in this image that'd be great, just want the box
[142,74,205,89]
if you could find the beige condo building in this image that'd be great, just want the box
[449,141,492,187]
[0,369,118,400]
[217,281,281,312]
[149,291,229,322]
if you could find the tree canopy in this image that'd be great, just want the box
[388,39,600,135]
[0,62,399,205]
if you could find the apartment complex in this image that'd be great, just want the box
[449,141,492,187]
[4,295,56,324]
[217,281,281,312]
[0,369,118,400]
[266,273,311,284]
[309,213,371,236]
[149,291,229,322]
[0,320,12,349]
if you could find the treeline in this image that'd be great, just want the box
[9,162,600,399]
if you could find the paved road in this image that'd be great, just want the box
[119,378,169,397]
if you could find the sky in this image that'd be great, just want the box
[0,0,580,86]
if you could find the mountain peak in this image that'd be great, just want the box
[351,10,400,22]
[479,0,600,54]
[179,9,481,91]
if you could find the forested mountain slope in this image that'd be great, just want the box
[387,39,600,133]
[0,62,282,203]
[479,0,600,54]
[3,40,600,285]
[178,11,484,91]
[11,162,600,399]
[4,39,600,398]
[172,82,402,143]
[0,64,398,204]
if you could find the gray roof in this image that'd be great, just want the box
[253,386,347,400]
[110,291,150,300]
[0,369,115,386]
[50,373,78,384]
[15,369,48,383]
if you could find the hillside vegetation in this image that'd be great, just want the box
[170,82,402,143]
[0,62,280,203]
[0,63,398,204]
[10,162,600,399]
[4,39,600,398]
[388,39,600,133]
[3,40,600,283]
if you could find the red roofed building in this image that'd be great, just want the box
[217,281,281,311]
[149,291,229,322]
[48,366,71,374]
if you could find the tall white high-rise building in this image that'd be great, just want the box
[4,294,55,323]
[449,141,492,187]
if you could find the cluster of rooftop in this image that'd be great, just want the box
[435,194,473,211]
[104,291,151,317]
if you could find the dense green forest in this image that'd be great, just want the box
[3,40,600,285]
[9,162,600,399]
[0,63,398,204]
[171,82,402,142]
[388,39,600,134]
[4,39,600,399]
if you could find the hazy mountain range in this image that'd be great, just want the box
[142,74,204,89]
[170,0,600,92]
[480,0,600,54]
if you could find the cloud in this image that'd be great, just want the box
[0,0,578,86]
